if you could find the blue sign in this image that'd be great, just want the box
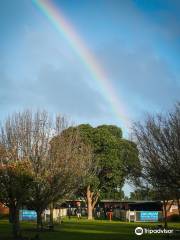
[20,210,37,221]
[140,211,158,221]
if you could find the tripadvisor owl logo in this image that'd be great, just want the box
[135,227,174,235]
[135,227,143,235]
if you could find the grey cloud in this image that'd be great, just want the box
[26,64,109,118]
[107,0,180,50]
[0,26,111,120]
[98,45,180,111]
[0,64,109,119]
[0,71,15,105]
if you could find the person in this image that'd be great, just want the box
[67,204,71,220]
[76,206,81,220]
[105,207,109,219]
[108,206,113,221]
[96,205,101,218]
[103,206,108,219]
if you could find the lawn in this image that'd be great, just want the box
[0,218,180,240]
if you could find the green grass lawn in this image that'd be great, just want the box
[0,218,180,240]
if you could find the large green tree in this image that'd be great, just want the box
[62,124,139,219]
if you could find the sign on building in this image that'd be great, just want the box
[19,210,37,221]
[140,211,158,221]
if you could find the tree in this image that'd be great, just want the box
[100,189,125,200]
[0,114,34,239]
[62,124,139,220]
[133,102,180,227]
[21,111,87,231]
[0,110,87,236]
[22,110,61,230]
[0,162,33,239]
[49,127,92,227]
[129,188,157,201]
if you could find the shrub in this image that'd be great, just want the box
[169,214,180,222]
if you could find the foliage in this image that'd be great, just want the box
[133,102,180,226]
[100,189,125,200]
[0,110,86,235]
[133,102,180,193]
[129,188,158,201]
[0,161,33,206]
[75,124,139,193]
[169,214,180,222]
[62,124,139,219]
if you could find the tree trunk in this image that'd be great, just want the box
[86,186,99,220]
[87,200,93,220]
[87,186,93,220]
[9,206,13,223]
[10,205,21,239]
[36,210,43,231]
[177,199,180,216]
[49,203,54,230]
[163,200,168,228]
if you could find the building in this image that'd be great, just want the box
[1,199,179,222]
[100,200,163,222]
[0,203,9,216]
[165,200,179,219]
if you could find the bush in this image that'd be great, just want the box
[169,214,180,222]
[0,213,9,219]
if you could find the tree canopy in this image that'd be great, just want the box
[133,102,180,226]
[59,124,139,219]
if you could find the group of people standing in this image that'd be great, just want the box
[67,205,82,220]
[67,204,114,220]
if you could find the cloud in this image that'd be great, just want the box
[105,0,180,50]
[1,0,180,126]
[0,70,15,105]
[98,44,180,115]
[0,26,110,120]
[0,64,109,121]
[21,64,109,118]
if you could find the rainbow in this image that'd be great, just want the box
[33,0,130,129]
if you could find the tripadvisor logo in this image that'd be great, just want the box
[135,227,174,235]
[135,227,143,235]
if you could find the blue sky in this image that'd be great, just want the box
[1,0,180,194]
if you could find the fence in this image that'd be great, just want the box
[113,209,163,222]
